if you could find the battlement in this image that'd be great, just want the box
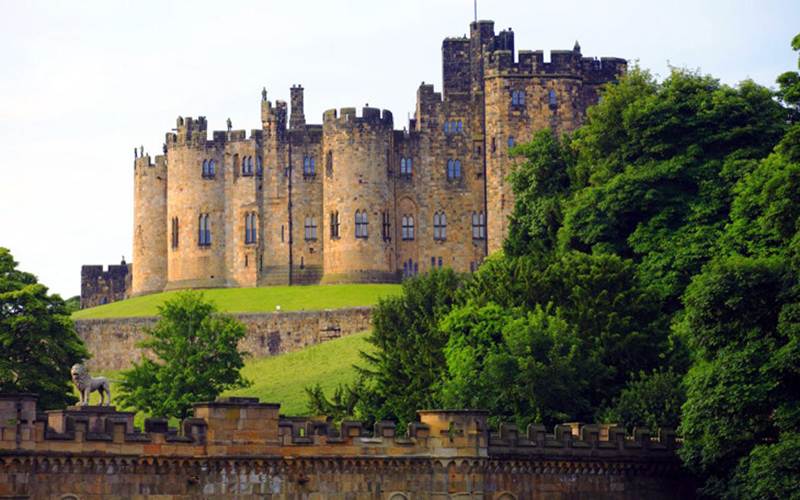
[80,260,130,308]
[485,45,625,81]
[323,106,393,128]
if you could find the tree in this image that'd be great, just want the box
[678,256,800,498]
[117,291,250,419]
[602,369,685,433]
[439,302,594,428]
[0,247,89,409]
[355,269,463,427]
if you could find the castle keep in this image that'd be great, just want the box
[124,20,624,296]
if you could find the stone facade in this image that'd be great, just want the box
[128,19,624,296]
[79,261,131,309]
[74,307,373,371]
[0,394,695,499]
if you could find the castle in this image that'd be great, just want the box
[82,20,625,302]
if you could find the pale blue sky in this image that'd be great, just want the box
[1,0,798,297]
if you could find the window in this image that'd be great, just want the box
[242,156,254,176]
[304,216,317,240]
[256,156,263,176]
[491,137,497,153]
[330,211,340,239]
[443,121,449,134]
[447,159,462,180]
[433,211,447,241]
[512,90,526,106]
[382,212,391,241]
[303,156,316,177]
[326,150,333,177]
[548,89,558,107]
[457,120,463,132]
[202,159,215,178]
[508,136,515,149]
[438,256,443,268]
[171,217,179,249]
[403,258,418,279]
[401,215,415,241]
[355,210,368,238]
[198,213,211,246]
[244,212,257,244]
[444,120,463,135]
[472,211,486,240]
[400,157,413,177]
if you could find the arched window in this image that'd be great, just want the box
[198,213,211,246]
[202,159,209,178]
[244,212,257,244]
[433,212,447,241]
[401,215,415,241]
[171,217,179,249]
[355,210,368,238]
[256,156,263,176]
[472,211,486,240]
[304,216,317,240]
[512,90,526,106]
[243,156,254,176]
[208,159,216,176]
[454,160,461,179]
[548,89,558,107]
[443,121,450,134]
[447,159,453,179]
[457,120,463,132]
[330,211,340,239]
[303,156,315,177]
[400,157,413,177]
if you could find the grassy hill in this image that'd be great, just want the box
[73,284,401,319]
[88,331,371,426]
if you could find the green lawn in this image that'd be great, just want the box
[86,331,371,426]
[73,284,401,319]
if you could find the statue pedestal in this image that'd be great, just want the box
[47,405,135,434]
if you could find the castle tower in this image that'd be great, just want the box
[131,154,167,295]
[321,107,395,283]
[164,116,228,290]
[290,85,306,130]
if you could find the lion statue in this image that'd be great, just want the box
[70,363,112,406]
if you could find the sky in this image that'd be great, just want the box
[0,0,798,298]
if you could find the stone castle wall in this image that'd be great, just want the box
[0,395,695,499]
[114,19,624,300]
[74,307,373,372]
[79,262,131,309]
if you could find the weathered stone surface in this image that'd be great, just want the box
[0,395,695,499]
[74,307,373,371]
[115,19,623,298]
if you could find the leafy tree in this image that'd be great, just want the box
[776,34,800,162]
[602,369,685,433]
[0,247,89,409]
[305,380,360,423]
[560,69,786,309]
[64,296,81,314]
[117,291,250,419]
[439,302,594,428]
[354,269,463,427]
[678,256,800,498]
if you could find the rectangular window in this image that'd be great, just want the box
[304,217,317,241]
[171,217,179,249]
[355,211,368,239]
[472,212,486,240]
[382,212,391,241]
[330,211,340,239]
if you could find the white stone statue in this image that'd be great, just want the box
[70,363,112,406]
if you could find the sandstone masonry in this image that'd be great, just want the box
[74,307,372,371]
[0,395,695,498]
[105,19,623,302]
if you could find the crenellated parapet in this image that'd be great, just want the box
[0,394,693,498]
[323,107,394,129]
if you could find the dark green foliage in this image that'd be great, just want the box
[678,257,800,498]
[305,381,360,423]
[602,369,685,433]
[356,269,463,426]
[462,250,669,407]
[64,296,80,314]
[505,130,574,256]
[439,303,593,428]
[0,247,89,409]
[117,291,250,419]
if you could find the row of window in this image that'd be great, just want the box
[443,120,464,134]
[172,210,487,248]
[510,89,557,107]
[201,157,263,178]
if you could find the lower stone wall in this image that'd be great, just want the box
[75,307,373,372]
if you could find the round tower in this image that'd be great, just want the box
[321,107,396,283]
[164,116,228,290]
[131,154,167,296]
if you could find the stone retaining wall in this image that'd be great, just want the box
[75,307,373,371]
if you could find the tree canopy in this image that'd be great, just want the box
[0,247,88,409]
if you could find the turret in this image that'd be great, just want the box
[290,85,306,130]
[321,107,396,283]
[131,153,167,295]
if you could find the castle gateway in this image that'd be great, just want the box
[129,20,624,296]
